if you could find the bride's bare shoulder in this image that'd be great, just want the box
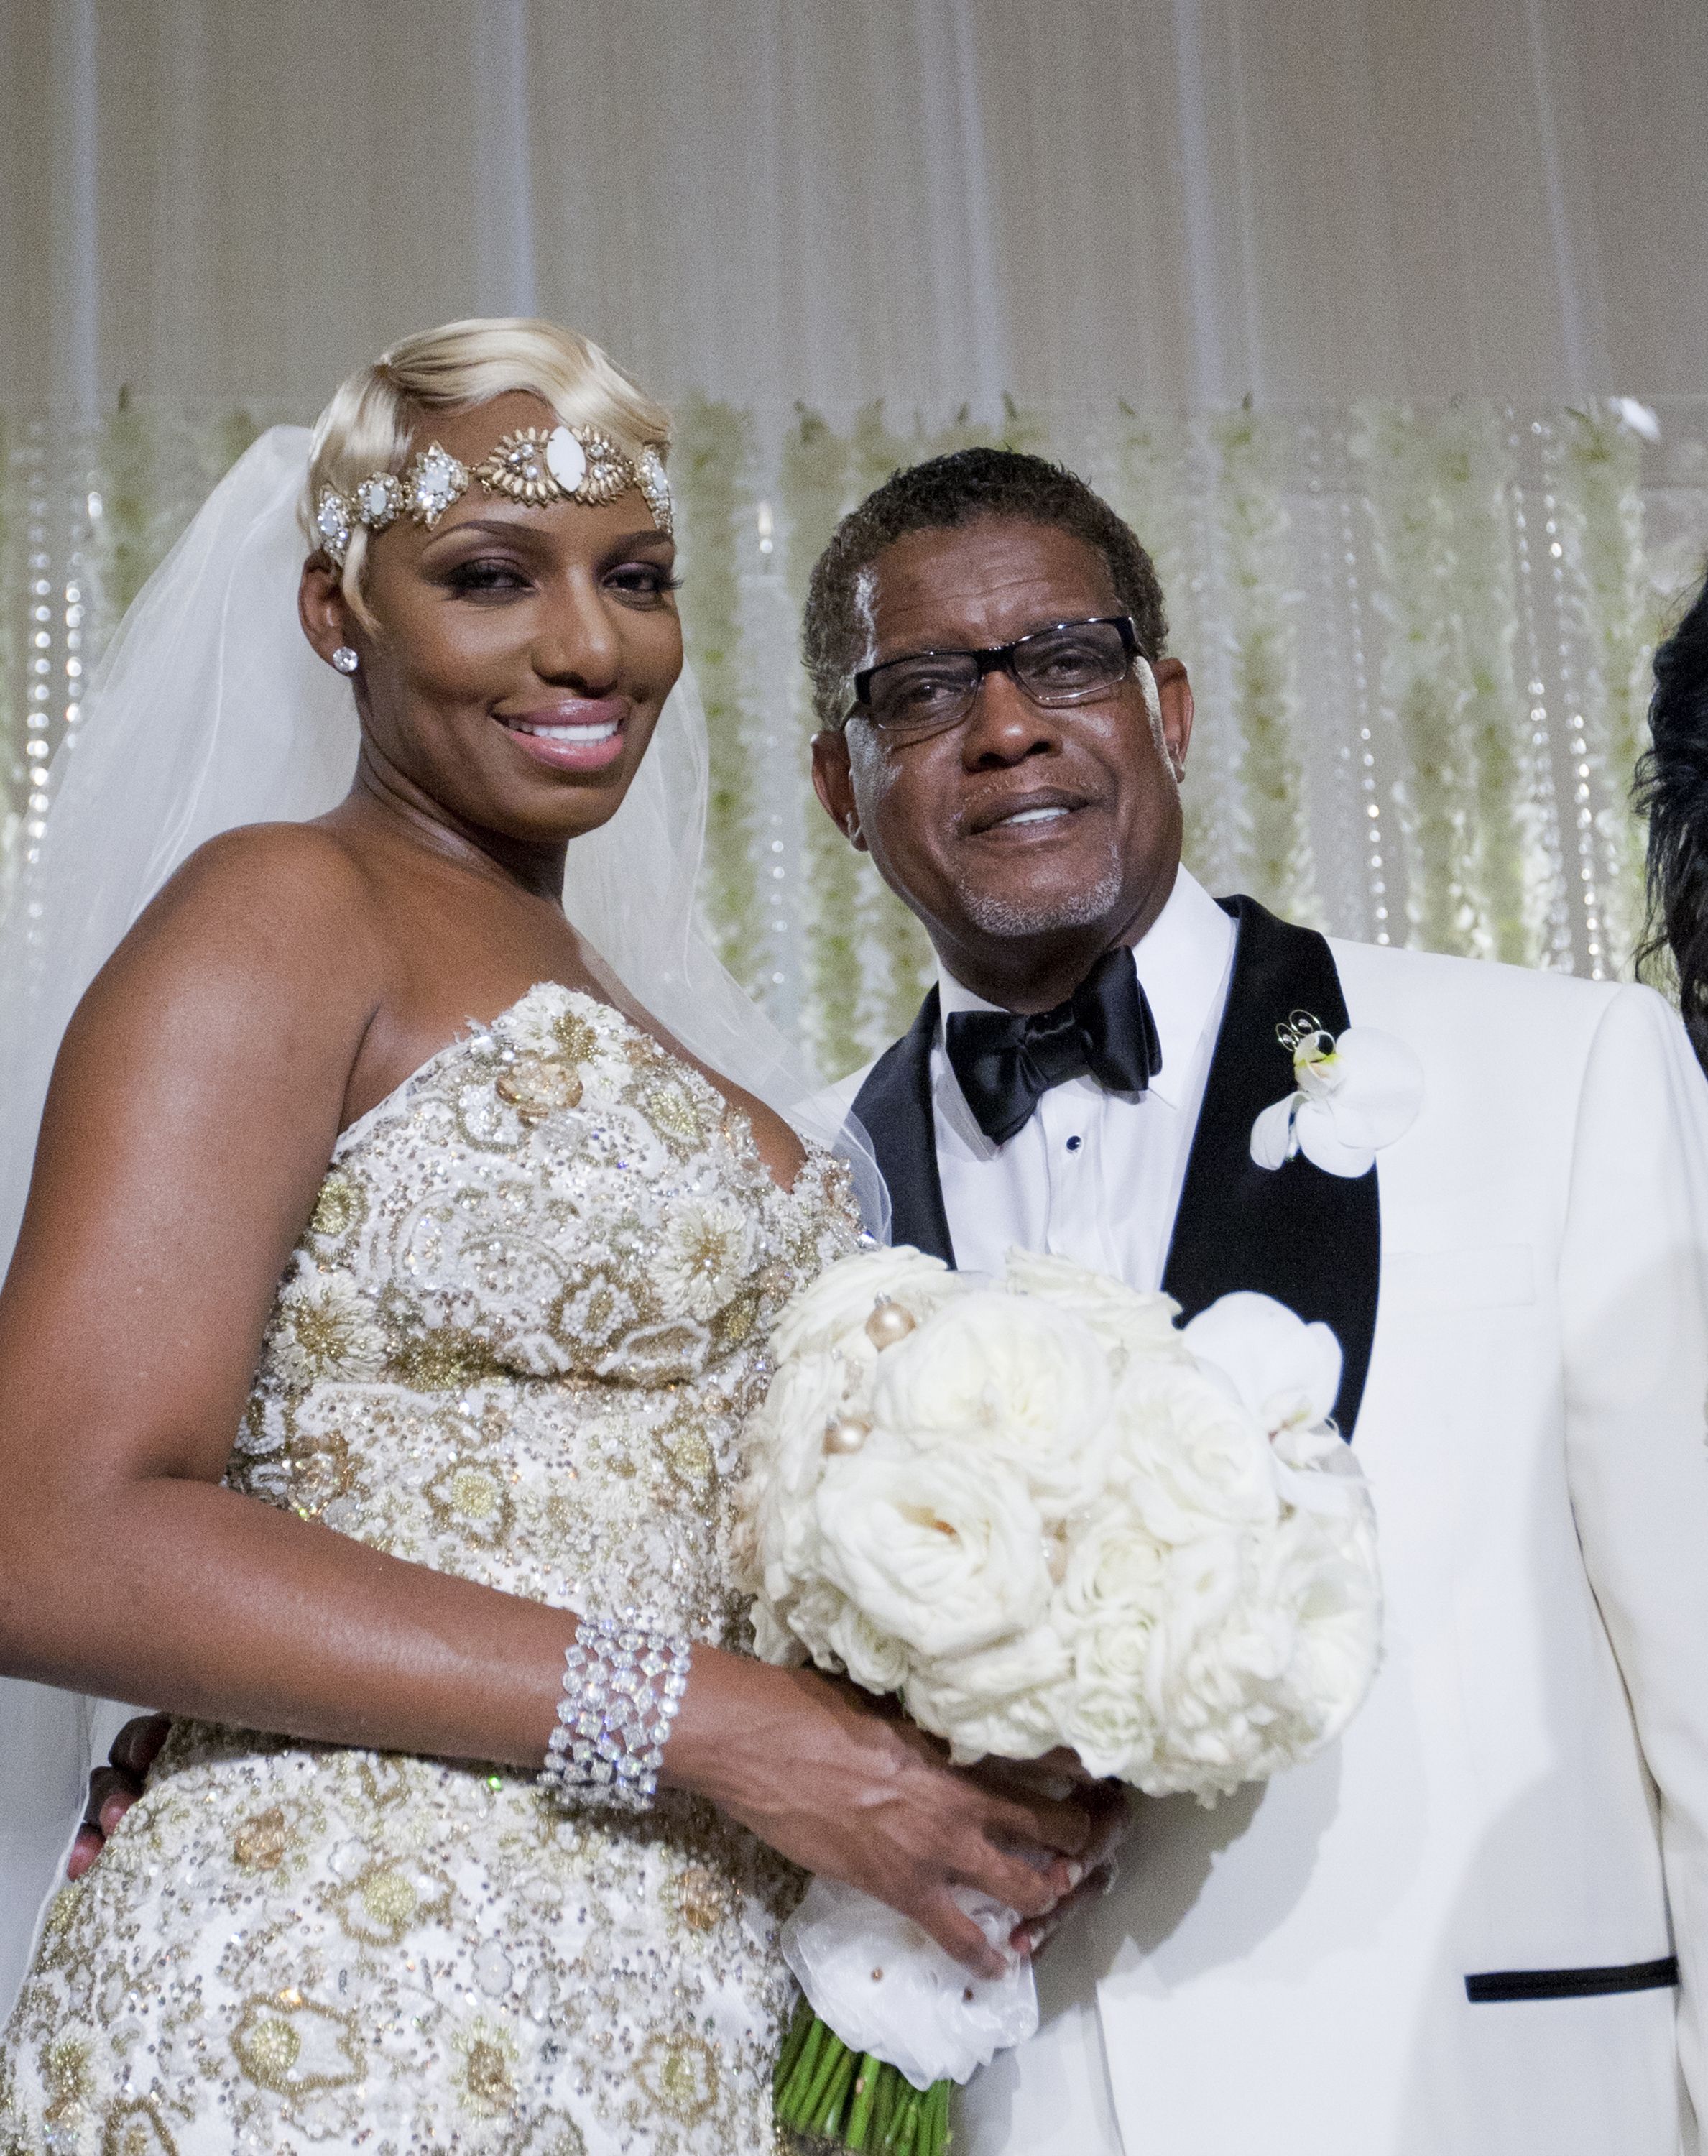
[157,817,378,910]
[75,821,388,1069]
[134,821,381,964]
[16,821,395,1259]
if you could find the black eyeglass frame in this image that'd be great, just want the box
[849,614,1143,736]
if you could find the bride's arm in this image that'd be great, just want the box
[0,833,1085,1975]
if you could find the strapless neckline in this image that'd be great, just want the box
[334,982,807,1197]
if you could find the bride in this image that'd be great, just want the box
[0,318,1090,2153]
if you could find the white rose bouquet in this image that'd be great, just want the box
[741,1246,1382,2156]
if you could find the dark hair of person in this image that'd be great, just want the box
[802,446,1169,732]
[1636,566,1708,1069]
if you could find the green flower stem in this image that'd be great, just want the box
[845,2053,882,2146]
[798,2026,850,2124]
[776,2009,811,2078]
[776,1998,814,2090]
[775,2021,811,2114]
[886,2085,923,2155]
[773,2009,949,2152]
[779,2014,827,2117]
[816,2042,860,2134]
[870,2058,896,2145]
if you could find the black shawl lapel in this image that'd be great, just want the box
[849,986,956,1266]
[849,898,1380,1435]
[1161,895,1381,1437]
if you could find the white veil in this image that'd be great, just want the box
[0,425,881,2012]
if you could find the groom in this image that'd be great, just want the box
[805,448,1708,2156]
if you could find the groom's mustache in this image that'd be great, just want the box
[954,781,1108,839]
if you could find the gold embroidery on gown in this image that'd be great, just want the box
[0,985,862,2155]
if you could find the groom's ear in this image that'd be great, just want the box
[811,728,868,852]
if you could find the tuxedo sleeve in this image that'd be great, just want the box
[1559,982,1708,2146]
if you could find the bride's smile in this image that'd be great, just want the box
[494,695,631,770]
[302,387,683,864]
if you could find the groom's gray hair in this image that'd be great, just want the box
[802,447,1170,732]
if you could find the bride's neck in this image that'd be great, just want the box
[338,753,569,903]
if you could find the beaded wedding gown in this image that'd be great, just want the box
[0,982,862,2156]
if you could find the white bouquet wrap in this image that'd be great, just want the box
[743,1248,1382,2145]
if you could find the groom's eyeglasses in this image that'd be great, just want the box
[849,615,1142,743]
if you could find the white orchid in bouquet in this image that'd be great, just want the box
[739,1245,1382,2156]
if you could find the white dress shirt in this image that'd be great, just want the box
[932,869,1235,1290]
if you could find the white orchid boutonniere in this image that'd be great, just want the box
[1251,1011,1424,1179]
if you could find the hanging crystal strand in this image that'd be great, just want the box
[58,472,93,775]
[1176,413,1244,902]
[18,420,55,912]
[0,413,25,926]
[778,407,866,1079]
[1435,405,1541,966]
[1174,412,1242,899]
[1508,413,1576,972]
[1207,404,1321,929]
[90,386,156,632]
[1321,412,1395,946]
[847,400,936,1059]
[3,412,85,1008]
[1352,402,1493,956]
[1360,400,1538,964]
[742,487,810,1037]
[1549,404,1656,979]
[671,395,770,999]
[1100,405,1222,889]
[1294,413,1378,943]
[1529,416,1614,982]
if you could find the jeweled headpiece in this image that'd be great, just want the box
[313,420,673,567]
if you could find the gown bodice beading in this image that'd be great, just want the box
[0,984,862,2156]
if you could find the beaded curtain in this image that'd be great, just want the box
[4,397,1706,1080]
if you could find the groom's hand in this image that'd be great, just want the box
[971,1751,1130,1956]
[67,1714,169,1879]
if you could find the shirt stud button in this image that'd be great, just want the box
[1066,1135,1082,1152]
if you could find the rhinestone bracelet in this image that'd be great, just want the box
[541,1610,692,1815]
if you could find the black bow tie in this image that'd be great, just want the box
[943,947,1163,1146]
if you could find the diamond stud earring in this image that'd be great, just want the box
[331,645,360,676]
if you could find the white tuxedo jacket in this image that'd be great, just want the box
[849,901,1708,2156]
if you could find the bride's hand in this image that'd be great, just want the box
[663,1651,1094,1978]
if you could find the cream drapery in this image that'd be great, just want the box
[4,0,1708,1078]
[6,0,1707,415]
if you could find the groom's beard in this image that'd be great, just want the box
[954,854,1125,940]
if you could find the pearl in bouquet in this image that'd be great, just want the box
[739,1246,1383,2152]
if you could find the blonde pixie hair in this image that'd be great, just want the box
[304,317,673,624]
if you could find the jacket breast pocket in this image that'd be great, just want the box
[1383,1242,1536,1314]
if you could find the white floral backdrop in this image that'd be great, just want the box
[5,395,1706,1078]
